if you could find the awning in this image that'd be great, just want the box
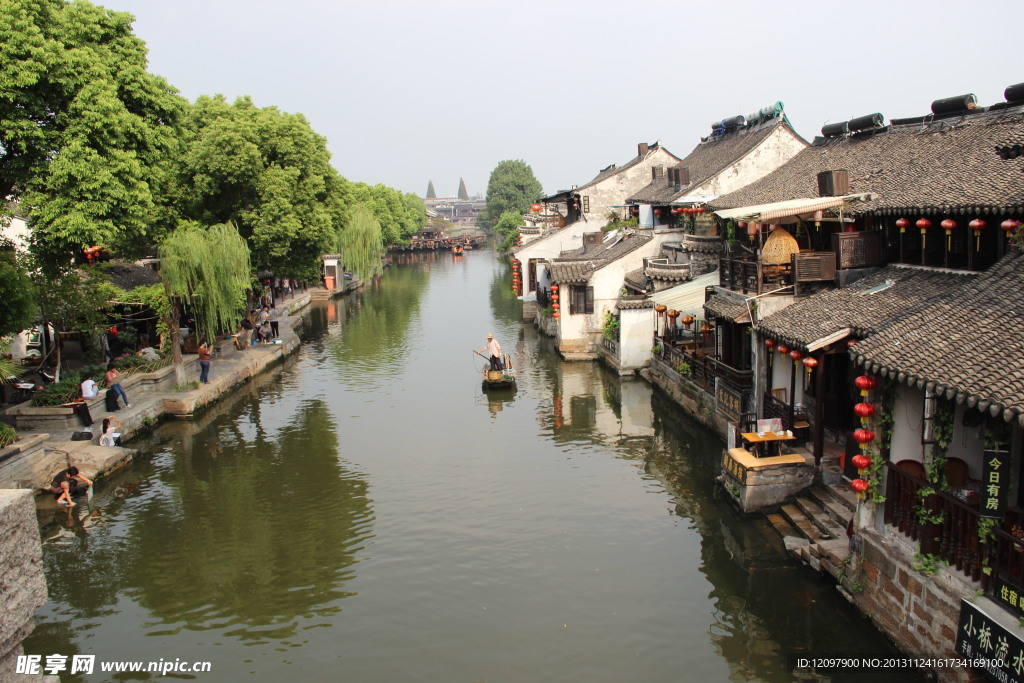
[806,328,851,352]
[714,193,875,222]
[670,194,719,205]
[647,271,720,316]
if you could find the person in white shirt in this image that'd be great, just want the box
[478,333,503,370]
[80,374,98,399]
[75,373,97,428]
[99,417,122,447]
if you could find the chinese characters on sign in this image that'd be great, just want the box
[994,578,1024,620]
[716,382,742,422]
[721,450,747,483]
[982,450,1009,519]
[956,599,1020,681]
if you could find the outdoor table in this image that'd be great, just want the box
[741,431,796,458]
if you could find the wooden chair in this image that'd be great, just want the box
[945,457,970,487]
[896,459,927,480]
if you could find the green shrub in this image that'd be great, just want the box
[0,423,16,448]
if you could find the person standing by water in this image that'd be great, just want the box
[105,363,129,408]
[198,341,212,383]
[50,466,92,506]
[269,304,280,339]
[478,333,503,370]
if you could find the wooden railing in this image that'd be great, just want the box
[719,256,761,294]
[762,392,806,428]
[884,462,984,582]
[661,342,753,393]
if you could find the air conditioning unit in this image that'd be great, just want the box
[583,232,603,246]
[817,170,849,197]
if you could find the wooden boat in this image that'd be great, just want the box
[452,245,463,254]
[481,354,515,390]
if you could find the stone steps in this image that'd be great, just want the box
[795,496,847,540]
[780,503,829,544]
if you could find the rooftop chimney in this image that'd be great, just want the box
[638,142,650,157]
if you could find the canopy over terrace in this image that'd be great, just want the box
[714,193,875,224]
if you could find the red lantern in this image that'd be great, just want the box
[777,344,790,355]
[802,357,818,370]
[655,304,667,313]
[700,323,713,336]
[969,218,986,250]
[851,454,871,470]
[850,478,869,498]
[654,208,664,217]
[789,349,804,361]
[551,284,559,293]
[738,221,747,228]
[847,338,857,348]
[681,315,694,328]
[552,302,559,310]
[667,310,679,319]
[551,293,559,302]
[855,375,876,396]
[747,223,758,238]
[1002,219,1022,233]
[630,206,640,217]
[853,428,876,444]
[531,203,542,213]
[917,217,931,249]
[854,402,875,419]
[695,206,705,215]
[896,217,909,233]
[765,339,777,349]
[941,218,957,250]
[553,311,560,319]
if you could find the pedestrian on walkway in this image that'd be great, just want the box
[269,304,280,338]
[198,341,212,383]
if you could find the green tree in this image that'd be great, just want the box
[0,0,186,265]
[458,177,469,200]
[0,247,35,339]
[482,160,542,229]
[338,205,383,282]
[492,211,523,253]
[159,222,251,384]
[179,95,340,281]
[426,180,436,199]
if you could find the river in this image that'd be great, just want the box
[24,247,918,682]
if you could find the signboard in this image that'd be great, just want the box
[993,578,1024,620]
[716,381,742,421]
[956,599,1021,680]
[721,450,747,483]
[982,450,1010,519]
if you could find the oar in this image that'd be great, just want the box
[473,350,489,361]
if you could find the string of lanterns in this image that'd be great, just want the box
[895,217,1020,251]
[511,259,521,296]
[551,284,559,319]
[850,374,878,499]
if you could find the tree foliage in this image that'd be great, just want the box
[0,246,35,338]
[339,204,383,282]
[482,160,542,229]
[493,211,523,253]
[0,0,186,265]
[347,183,425,245]
[178,95,341,280]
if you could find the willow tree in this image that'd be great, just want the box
[160,222,251,384]
[339,205,383,283]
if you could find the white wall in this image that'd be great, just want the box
[889,384,925,464]
[619,307,655,369]
[700,125,808,197]
[583,147,680,220]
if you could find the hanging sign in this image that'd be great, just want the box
[982,449,1009,519]
[955,599,1019,679]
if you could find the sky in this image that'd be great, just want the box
[107,0,1024,199]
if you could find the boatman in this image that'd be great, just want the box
[479,333,503,370]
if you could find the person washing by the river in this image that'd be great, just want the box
[478,333,503,370]
[50,466,92,506]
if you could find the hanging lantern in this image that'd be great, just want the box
[551,293,559,302]
[853,428,876,445]
[681,315,694,329]
[941,218,957,250]
[896,218,909,233]
[667,309,679,319]
[551,284,559,293]
[789,349,804,361]
[747,222,758,239]
[1002,218,1022,234]
[654,208,664,217]
[855,375,876,396]
[531,203,542,213]
[850,478,869,499]
[846,338,857,348]
[695,206,705,215]
[917,217,931,249]
[553,311,560,319]
[552,302,559,310]
[764,339,777,349]
[802,356,818,380]
[854,402,876,419]
[630,206,640,217]
[851,454,871,472]
[969,218,986,251]
[700,323,713,336]
[738,221,748,229]
[769,223,779,232]
[777,344,790,355]
[655,304,667,314]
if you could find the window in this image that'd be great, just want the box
[569,286,594,315]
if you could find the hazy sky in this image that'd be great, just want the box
[108,0,1023,199]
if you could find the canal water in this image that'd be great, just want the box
[24,248,919,682]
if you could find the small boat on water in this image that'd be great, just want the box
[481,354,515,390]
[452,245,463,254]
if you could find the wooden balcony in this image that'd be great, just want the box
[660,341,753,393]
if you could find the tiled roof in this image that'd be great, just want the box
[624,267,648,291]
[756,265,977,349]
[853,250,1024,426]
[617,295,654,310]
[628,118,795,204]
[104,263,161,290]
[548,261,594,285]
[576,143,681,192]
[549,233,653,285]
[711,106,1024,215]
[704,295,749,322]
